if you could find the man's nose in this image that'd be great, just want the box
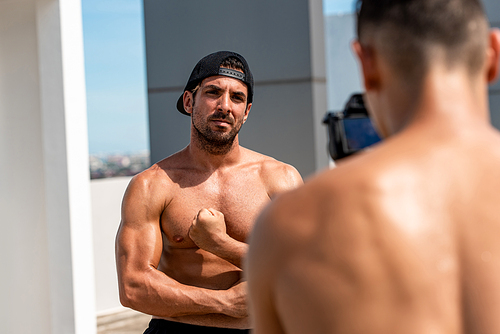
[218,92,231,113]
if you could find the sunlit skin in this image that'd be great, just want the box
[247,26,500,334]
[115,70,303,329]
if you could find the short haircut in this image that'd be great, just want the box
[220,56,245,73]
[356,0,489,80]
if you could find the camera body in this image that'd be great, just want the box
[323,93,381,161]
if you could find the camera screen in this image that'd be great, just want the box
[343,117,381,151]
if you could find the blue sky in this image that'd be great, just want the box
[82,0,356,156]
[323,0,357,15]
[82,0,148,155]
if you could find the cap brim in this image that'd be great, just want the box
[176,94,190,116]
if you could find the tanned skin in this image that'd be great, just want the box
[247,21,500,334]
[116,73,303,329]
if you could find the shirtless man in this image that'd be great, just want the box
[247,1,500,333]
[115,51,302,333]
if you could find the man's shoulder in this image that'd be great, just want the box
[127,165,170,195]
[260,157,300,179]
[241,148,303,195]
[253,160,377,251]
[266,152,385,221]
[241,147,299,175]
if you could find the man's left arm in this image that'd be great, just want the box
[189,162,303,267]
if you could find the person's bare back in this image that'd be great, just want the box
[251,123,500,333]
[247,1,500,333]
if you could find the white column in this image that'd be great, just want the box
[36,0,96,333]
[0,0,95,333]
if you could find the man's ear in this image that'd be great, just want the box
[243,103,252,123]
[487,28,500,84]
[352,40,380,91]
[183,91,194,115]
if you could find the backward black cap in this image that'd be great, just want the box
[176,51,254,116]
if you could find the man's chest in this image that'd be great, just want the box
[160,176,270,246]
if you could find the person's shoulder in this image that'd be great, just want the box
[261,152,382,226]
[126,164,168,197]
[242,148,303,196]
[260,158,302,186]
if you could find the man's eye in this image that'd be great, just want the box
[232,95,244,102]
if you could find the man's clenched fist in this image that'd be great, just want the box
[189,208,227,253]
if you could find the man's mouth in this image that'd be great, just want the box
[210,118,232,126]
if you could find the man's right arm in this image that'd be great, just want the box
[115,171,246,318]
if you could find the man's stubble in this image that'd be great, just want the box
[191,106,244,156]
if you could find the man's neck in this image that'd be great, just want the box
[187,137,243,172]
[384,66,490,135]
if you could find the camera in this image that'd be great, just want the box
[323,93,381,161]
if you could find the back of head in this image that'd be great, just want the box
[356,0,489,82]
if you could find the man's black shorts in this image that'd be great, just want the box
[143,319,250,334]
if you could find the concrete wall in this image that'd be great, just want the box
[91,177,131,314]
[143,0,327,178]
[0,0,95,333]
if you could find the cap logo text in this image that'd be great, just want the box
[219,68,245,81]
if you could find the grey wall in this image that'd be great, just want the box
[143,0,327,178]
[91,177,131,313]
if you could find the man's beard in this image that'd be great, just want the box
[191,110,244,155]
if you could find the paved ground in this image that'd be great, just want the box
[97,309,151,334]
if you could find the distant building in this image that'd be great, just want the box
[90,152,150,179]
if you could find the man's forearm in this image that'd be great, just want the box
[207,235,248,269]
[119,266,246,318]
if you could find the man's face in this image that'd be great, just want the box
[187,75,251,148]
